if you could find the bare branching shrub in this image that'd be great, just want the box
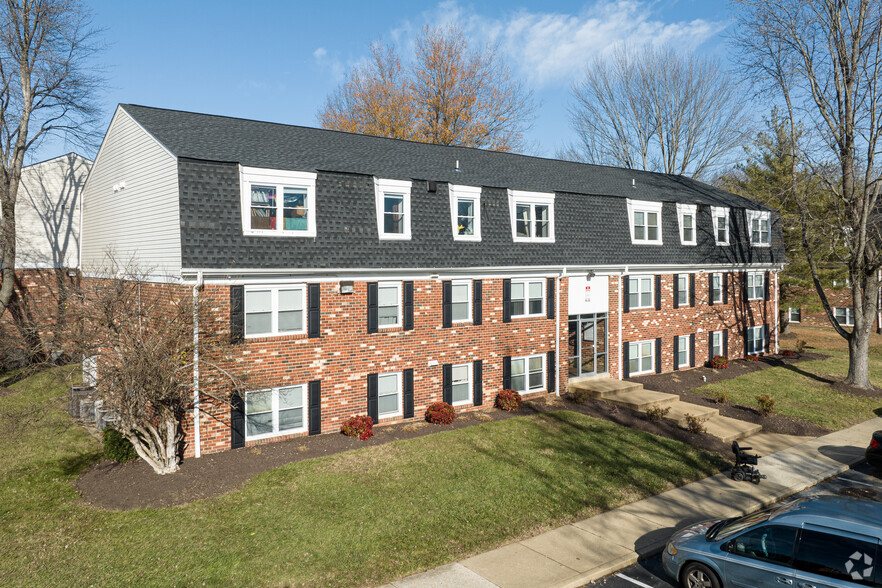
[684,413,707,434]
[645,405,671,422]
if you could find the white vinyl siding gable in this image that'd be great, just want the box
[80,106,181,273]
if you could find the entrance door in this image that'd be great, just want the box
[568,313,608,377]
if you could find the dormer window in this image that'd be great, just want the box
[508,190,555,243]
[627,199,663,245]
[375,178,412,240]
[711,206,730,245]
[677,203,697,245]
[240,166,317,237]
[747,210,771,246]
[449,184,481,241]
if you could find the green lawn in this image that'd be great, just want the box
[0,368,723,587]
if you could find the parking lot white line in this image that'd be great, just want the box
[614,572,656,588]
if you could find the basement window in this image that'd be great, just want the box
[245,384,306,440]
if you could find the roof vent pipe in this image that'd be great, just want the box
[455,160,462,173]
[632,178,636,188]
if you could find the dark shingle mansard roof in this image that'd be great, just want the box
[121,104,785,271]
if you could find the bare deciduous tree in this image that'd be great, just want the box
[566,44,752,179]
[734,0,882,388]
[0,0,103,329]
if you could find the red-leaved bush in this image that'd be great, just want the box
[746,354,760,362]
[341,415,374,440]
[711,355,729,369]
[495,389,522,411]
[781,349,795,357]
[425,401,456,424]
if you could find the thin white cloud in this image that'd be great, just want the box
[313,47,328,59]
[313,46,345,81]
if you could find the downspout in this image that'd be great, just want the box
[877,270,881,334]
[555,268,563,396]
[192,271,204,458]
[618,268,625,380]
[773,270,779,354]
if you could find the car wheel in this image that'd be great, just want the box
[681,562,721,588]
[732,469,745,482]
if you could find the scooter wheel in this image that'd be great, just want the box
[732,469,745,482]
[752,473,761,485]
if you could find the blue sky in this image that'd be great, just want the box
[40,0,736,162]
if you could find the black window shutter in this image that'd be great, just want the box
[307,283,321,338]
[546,350,556,394]
[367,373,379,423]
[230,390,245,448]
[673,336,680,371]
[623,275,630,313]
[308,380,321,435]
[741,271,748,300]
[723,273,729,304]
[655,337,663,373]
[654,275,662,310]
[442,280,452,328]
[546,278,555,319]
[442,363,452,404]
[367,282,378,334]
[502,356,512,389]
[622,342,630,379]
[689,274,696,307]
[723,329,729,357]
[689,333,696,367]
[763,323,770,353]
[403,281,414,331]
[764,271,771,301]
[473,280,482,325]
[230,285,245,344]
[502,279,512,323]
[708,333,714,364]
[743,325,749,355]
[673,274,680,309]
[473,360,483,406]
[708,274,714,306]
[403,368,414,418]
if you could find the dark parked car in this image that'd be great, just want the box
[867,430,882,469]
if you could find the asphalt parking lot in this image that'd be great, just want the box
[587,461,882,588]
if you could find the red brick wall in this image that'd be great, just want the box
[788,287,857,328]
[1,268,79,354]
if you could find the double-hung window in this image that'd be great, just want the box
[711,331,724,358]
[746,325,764,354]
[511,354,545,393]
[676,335,690,368]
[240,167,317,237]
[710,273,723,304]
[711,206,730,245]
[628,276,653,309]
[746,210,771,246]
[450,184,481,241]
[451,280,471,322]
[508,190,555,243]
[377,372,402,417]
[378,282,401,328]
[746,272,764,300]
[245,385,306,440]
[677,203,697,245]
[451,363,472,405]
[627,199,663,245]
[245,285,306,337]
[510,279,544,317]
[375,178,412,240]
[788,307,801,323]
[834,307,854,327]
[675,275,688,307]
[628,341,654,375]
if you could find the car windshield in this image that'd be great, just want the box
[709,508,776,541]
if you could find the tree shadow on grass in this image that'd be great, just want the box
[57,449,102,477]
[760,356,836,384]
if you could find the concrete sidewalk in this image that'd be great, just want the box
[382,417,882,588]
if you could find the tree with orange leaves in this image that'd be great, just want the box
[319,25,535,153]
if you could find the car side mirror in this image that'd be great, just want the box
[722,541,734,553]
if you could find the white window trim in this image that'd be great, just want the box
[746,210,771,247]
[834,307,854,327]
[788,307,801,323]
[676,335,690,368]
[710,272,723,304]
[675,274,689,307]
[378,281,402,329]
[244,284,307,339]
[746,325,765,355]
[629,339,655,376]
[711,331,724,358]
[511,278,545,318]
[628,275,655,310]
[626,199,664,245]
[240,166,317,238]
[508,189,555,243]
[747,272,765,301]
[451,279,472,323]
[377,371,403,418]
[676,203,698,246]
[244,384,308,442]
[511,353,546,394]
[450,184,482,242]
[451,362,473,407]
[375,178,412,241]
[711,206,730,246]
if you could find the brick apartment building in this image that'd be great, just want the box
[78,104,785,458]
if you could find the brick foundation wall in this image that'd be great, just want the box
[1,268,79,358]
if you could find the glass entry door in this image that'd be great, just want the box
[568,313,608,377]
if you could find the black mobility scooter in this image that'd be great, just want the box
[731,441,766,484]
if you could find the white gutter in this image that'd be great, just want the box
[192,271,204,458]
[555,269,563,396]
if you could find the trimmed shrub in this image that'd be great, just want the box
[645,405,671,422]
[781,349,795,357]
[570,387,592,405]
[425,401,456,424]
[684,413,707,434]
[711,355,729,369]
[341,415,374,440]
[495,389,522,411]
[756,393,776,416]
[103,428,139,463]
[709,390,730,404]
